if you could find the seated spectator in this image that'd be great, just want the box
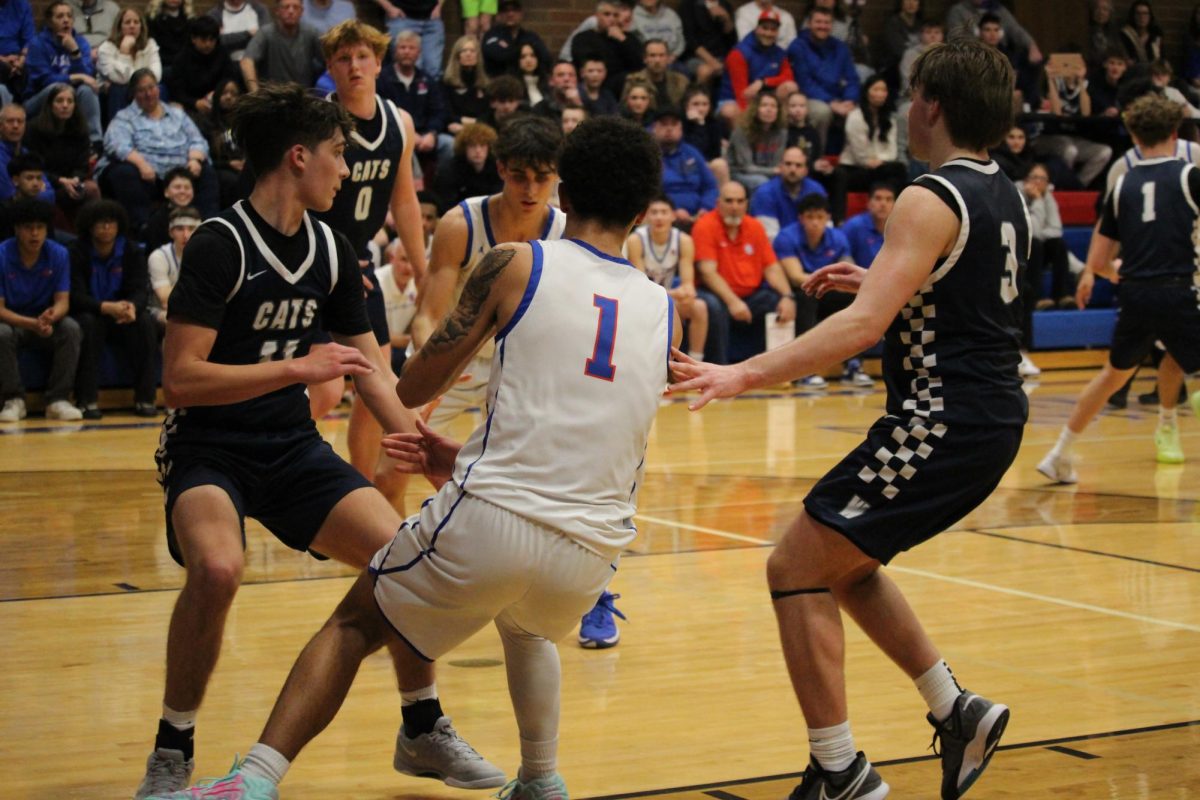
[66,0,120,52]
[146,203,197,329]
[141,165,193,250]
[1087,0,1118,69]
[624,38,688,110]
[1089,47,1128,120]
[199,77,244,208]
[433,121,502,210]
[654,105,717,225]
[378,0,445,80]
[375,235,418,374]
[0,197,81,420]
[481,74,526,129]
[532,59,582,120]
[1020,163,1072,310]
[899,19,942,100]
[97,7,161,120]
[302,0,355,36]
[679,0,735,87]
[693,180,794,364]
[481,0,552,80]
[24,85,100,219]
[578,56,618,117]
[719,9,796,124]
[379,31,452,171]
[633,0,685,68]
[98,68,217,229]
[442,36,491,136]
[0,0,34,108]
[515,42,550,106]
[749,145,826,238]
[773,192,871,386]
[831,74,906,220]
[991,124,1035,181]
[728,91,786,192]
[24,2,102,148]
[879,0,921,89]
[801,0,856,44]
[0,104,52,205]
[946,0,1043,66]
[1120,1,1161,65]
[619,77,654,126]
[69,198,156,418]
[568,0,644,99]
[625,194,708,359]
[206,0,269,63]
[1037,54,1113,188]
[560,104,586,134]
[147,0,192,80]
[783,92,830,180]
[787,6,858,146]
[838,181,893,267]
[977,13,1038,111]
[682,86,728,184]
[240,0,323,92]
[1149,60,1200,119]
[735,0,796,47]
[165,16,238,121]
[4,152,53,208]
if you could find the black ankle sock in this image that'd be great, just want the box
[401,698,444,737]
[155,718,195,761]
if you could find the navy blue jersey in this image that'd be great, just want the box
[313,94,407,258]
[882,159,1029,428]
[1100,157,1200,281]
[166,200,370,432]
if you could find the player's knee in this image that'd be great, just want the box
[184,554,244,602]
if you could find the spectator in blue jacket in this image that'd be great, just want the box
[653,105,717,226]
[786,7,858,148]
[0,105,52,206]
[24,1,101,147]
[717,9,796,124]
[749,144,826,238]
[838,182,894,268]
[0,0,35,107]
[379,30,452,171]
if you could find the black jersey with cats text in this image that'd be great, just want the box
[1100,157,1200,281]
[166,199,370,432]
[882,158,1030,429]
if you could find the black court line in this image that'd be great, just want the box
[578,720,1200,800]
[967,529,1200,574]
[1046,745,1101,760]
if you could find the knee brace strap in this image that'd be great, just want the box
[770,587,832,600]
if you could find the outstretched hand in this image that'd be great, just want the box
[382,418,461,487]
[804,261,868,298]
[668,347,751,410]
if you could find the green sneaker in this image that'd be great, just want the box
[144,757,278,799]
[494,773,568,800]
[1155,423,1184,464]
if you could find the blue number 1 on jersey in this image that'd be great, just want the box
[585,295,619,381]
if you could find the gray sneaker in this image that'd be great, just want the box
[788,752,889,800]
[394,716,506,789]
[927,691,1010,800]
[134,748,194,799]
[495,772,568,800]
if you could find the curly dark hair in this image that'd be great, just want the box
[74,199,129,245]
[9,198,55,229]
[492,115,562,172]
[558,116,661,227]
[231,83,355,175]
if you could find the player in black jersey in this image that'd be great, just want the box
[670,40,1023,800]
[136,85,502,799]
[310,20,429,512]
[1041,93,1200,481]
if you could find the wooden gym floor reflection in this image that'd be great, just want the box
[1,368,1197,798]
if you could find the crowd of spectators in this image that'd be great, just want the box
[2,0,1198,419]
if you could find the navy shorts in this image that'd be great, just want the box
[1109,282,1200,373]
[156,421,373,566]
[804,416,1023,564]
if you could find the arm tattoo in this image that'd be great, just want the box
[423,247,516,354]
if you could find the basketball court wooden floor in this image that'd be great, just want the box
[2,367,1198,798]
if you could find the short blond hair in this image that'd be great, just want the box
[321,19,390,63]
[1123,93,1185,147]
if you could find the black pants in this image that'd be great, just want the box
[74,311,158,406]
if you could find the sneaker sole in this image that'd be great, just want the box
[951,704,1009,800]
[862,782,890,800]
[578,634,619,649]
[393,760,507,790]
[1156,451,1185,464]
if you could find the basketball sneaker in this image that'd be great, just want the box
[787,753,889,800]
[927,691,1010,800]
[134,748,194,800]
[394,716,506,789]
[578,591,625,649]
[1036,450,1077,484]
[794,375,828,389]
[0,397,26,422]
[1190,389,1200,418]
[1155,423,1184,463]
[142,757,276,799]
[841,360,874,388]
[495,772,569,800]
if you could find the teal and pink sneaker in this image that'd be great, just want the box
[145,757,279,800]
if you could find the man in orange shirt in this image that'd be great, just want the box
[694,180,796,363]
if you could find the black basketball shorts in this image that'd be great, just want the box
[1108,282,1200,373]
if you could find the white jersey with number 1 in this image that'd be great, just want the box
[452,238,673,560]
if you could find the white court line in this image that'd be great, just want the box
[636,515,1200,634]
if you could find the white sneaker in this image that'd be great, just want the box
[393,717,506,789]
[0,397,26,422]
[795,374,828,389]
[1037,450,1077,484]
[45,399,83,420]
[1018,353,1041,378]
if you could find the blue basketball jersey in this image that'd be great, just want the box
[1100,157,1200,281]
[882,159,1030,428]
[314,94,407,258]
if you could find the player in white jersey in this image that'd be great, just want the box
[147,116,678,800]
[626,195,709,362]
[146,206,200,329]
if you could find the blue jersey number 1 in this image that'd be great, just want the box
[585,295,619,381]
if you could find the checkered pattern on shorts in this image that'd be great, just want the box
[856,418,949,500]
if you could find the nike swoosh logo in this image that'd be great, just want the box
[819,766,869,800]
[246,270,269,280]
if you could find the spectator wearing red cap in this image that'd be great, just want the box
[735,0,796,47]
[717,8,797,124]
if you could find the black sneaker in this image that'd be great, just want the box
[787,752,889,800]
[82,404,103,420]
[134,402,159,417]
[927,691,1009,800]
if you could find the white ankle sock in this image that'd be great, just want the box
[1160,407,1177,425]
[161,704,196,732]
[915,660,962,722]
[1053,427,1078,458]
[241,743,289,785]
[519,736,558,779]
[400,683,438,706]
[809,721,856,773]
